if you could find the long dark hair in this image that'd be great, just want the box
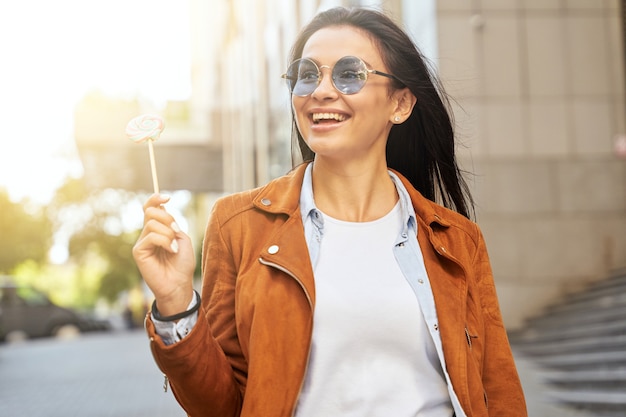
[287,7,474,219]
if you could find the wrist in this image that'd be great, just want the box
[154,287,195,317]
[152,290,200,322]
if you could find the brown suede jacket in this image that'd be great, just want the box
[145,163,528,417]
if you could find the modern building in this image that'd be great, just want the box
[75,0,626,330]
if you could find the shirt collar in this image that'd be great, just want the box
[299,162,317,224]
[299,163,416,233]
[389,170,418,235]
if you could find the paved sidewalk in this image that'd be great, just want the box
[0,330,600,416]
[0,330,185,417]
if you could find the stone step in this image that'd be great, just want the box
[511,269,626,416]
[546,292,626,315]
[510,320,626,344]
[512,334,626,356]
[547,271,626,307]
[523,304,625,330]
[533,351,626,370]
[544,369,626,385]
[547,389,626,416]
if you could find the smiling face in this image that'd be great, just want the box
[292,26,401,165]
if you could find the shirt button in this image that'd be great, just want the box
[261,198,271,206]
[418,279,424,284]
[268,245,279,254]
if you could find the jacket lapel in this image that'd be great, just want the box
[253,164,316,308]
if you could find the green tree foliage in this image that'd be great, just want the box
[0,190,52,273]
[68,229,140,303]
[47,178,142,304]
[5,176,197,308]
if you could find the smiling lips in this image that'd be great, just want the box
[312,112,347,124]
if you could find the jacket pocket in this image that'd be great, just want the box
[465,325,488,412]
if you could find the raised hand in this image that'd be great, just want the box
[132,193,196,316]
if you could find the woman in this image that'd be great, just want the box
[133,7,527,417]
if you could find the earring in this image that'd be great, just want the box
[394,116,401,123]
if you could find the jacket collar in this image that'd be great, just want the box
[252,162,455,230]
[390,169,453,229]
[252,163,308,216]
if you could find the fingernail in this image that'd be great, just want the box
[171,222,181,233]
[159,194,171,201]
[170,240,179,253]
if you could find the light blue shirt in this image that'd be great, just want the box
[299,163,466,417]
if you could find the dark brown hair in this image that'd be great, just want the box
[287,7,474,219]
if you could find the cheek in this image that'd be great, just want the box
[292,96,306,115]
[292,98,309,134]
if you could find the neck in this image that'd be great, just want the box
[311,158,398,222]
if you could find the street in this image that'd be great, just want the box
[0,330,186,417]
[0,328,600,417]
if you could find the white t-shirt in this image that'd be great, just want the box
[295,202,453,417]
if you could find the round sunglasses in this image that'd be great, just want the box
[281,56,403,96]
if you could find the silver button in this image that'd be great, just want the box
[418,279,424,284]
[261,198,271,206]
[440,246,446,253]
[268,245,279,254]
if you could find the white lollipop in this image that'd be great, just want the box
[126,114,165,193]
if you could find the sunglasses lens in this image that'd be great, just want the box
[283,56,370,96]
[332,56,367,95]
[285,59,319,96]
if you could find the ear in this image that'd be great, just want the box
[390,88,417,124]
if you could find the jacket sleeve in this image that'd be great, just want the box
[145,201,244,417]
[473,227,528,416]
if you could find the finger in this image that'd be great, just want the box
[133,229,179,259]
[143,205,177,228]
[143,193,171,212]
[143,217,177,241]
[135,216,177,249]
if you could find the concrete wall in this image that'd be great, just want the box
[436,0,626,328]
[113,0,625,330]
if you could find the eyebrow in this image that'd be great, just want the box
[299,56,377,68]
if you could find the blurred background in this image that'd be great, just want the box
[0,0,624,416]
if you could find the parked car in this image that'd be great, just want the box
[0,281,111,342]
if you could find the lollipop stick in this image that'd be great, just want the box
[148,140,160,194]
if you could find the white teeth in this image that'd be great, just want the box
[312,112,346,122]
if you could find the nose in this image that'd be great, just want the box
[311,65,337,99]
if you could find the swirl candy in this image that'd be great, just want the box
[125,114,165,143]
[126,114,165,193]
